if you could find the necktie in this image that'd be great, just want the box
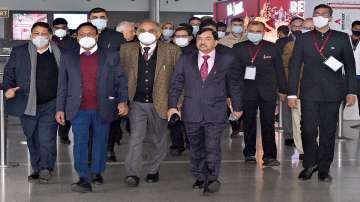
[83,51,91,56]
[200,55,210,81]
[143,47,151,61]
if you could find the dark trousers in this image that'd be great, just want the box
[301,100,341,173]
[58,120,71,139]
[20,100,57,172]
[184,121,227,182]
[71,110,110,182]
[243,99,277,160]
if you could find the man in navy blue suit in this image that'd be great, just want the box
[55,22,128,193]
[168,28,243,195]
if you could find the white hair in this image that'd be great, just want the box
[116,21,135,33]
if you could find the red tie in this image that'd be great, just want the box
[200,55,210,81]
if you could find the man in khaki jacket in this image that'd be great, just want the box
[283,18,314,159]
[219,17,247,48]
[120,19,182,187]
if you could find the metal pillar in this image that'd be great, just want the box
[149,0,160,22]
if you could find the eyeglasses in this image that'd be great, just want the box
[196,37,214,42]
[313,12,331,17]
[77,33,97,38]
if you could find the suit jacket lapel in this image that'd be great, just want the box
[97,50,106,81]
[206,50,222,81]
[155,42,164,80]
[132,44,140,81]
[192,51,202,81]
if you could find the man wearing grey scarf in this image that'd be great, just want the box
[3,22,61,183]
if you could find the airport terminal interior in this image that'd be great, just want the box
[1,0,360,202]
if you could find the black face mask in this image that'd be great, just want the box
[292,31,302,39]
[352,30,360,37]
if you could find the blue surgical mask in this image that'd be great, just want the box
[232,26,243,34]
[162,29,174,39]
[247,32,263,44]
[302,29,312,34]
[91,18,107,30]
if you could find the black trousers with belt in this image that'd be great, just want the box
[243,98,277,160]
[301,100,341,173]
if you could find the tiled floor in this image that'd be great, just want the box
[1,116,360,202]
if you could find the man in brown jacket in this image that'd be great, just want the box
[120,19,182,187]
[283,18,314,159]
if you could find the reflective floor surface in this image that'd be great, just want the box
[1,117,360,202]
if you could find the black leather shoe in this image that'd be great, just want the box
[318,172,332,183]
[145,172,159,183]
[203,180,221,195]
[298,166,318,180]
[263,159,280,167]
[28,172,39,182]
[125,176,140,187]
[245,156,257,164]
[92,174,104,185]
[192,180,204,189]
[71,178,92,193]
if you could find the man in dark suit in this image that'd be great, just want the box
[168,28,243,195]
[51,18,78,145]
[233,21,287,167]
[3,22,61,183]
[288,4,357,182]
[55,22,128,193]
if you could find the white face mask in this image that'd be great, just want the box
[162,29,174,39]
[138,32,157,46]
[302,29,312,34]
[313,16,329,29]
[192,25,199,35]
[247,32,263,44]
[217,31,226,39]
[90,18,107,30]
[54,29,67,38]
[174,37,189,47]
[31,36,49,48]
[79,36,97,49]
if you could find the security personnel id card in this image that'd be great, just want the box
[245,66,256,80]
[324,56,343,72]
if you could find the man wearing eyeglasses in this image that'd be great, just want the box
[288,4,357,182]
[120,20,182,187]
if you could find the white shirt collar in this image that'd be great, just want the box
[199,49,216,59]
[80,44,98,55]
[140,42,157,54]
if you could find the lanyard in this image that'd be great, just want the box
[311,31,333,59]
[248,42,263,65]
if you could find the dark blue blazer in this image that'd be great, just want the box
[169,49,243,123]
[3,44,36,116]
[56,47,128,122]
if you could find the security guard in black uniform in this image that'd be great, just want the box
[233,21,287,167]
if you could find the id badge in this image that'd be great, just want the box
[324,56,343,72]
[244,66,256,80]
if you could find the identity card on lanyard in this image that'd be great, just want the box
[312,31,343,72]
[245,42,262,80]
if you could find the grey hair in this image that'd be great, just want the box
[116,21,135,33]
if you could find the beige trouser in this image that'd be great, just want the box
[291,99,304,154]
[291,99,320,155]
